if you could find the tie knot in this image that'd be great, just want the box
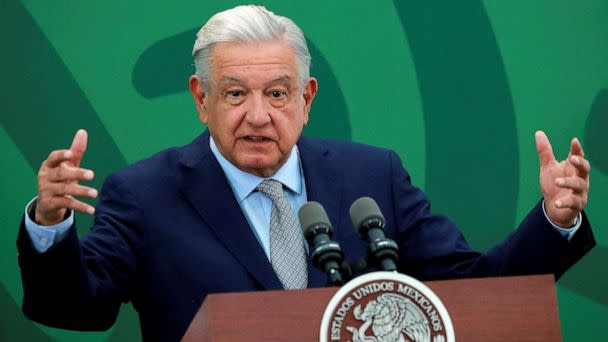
[256,179,285,201]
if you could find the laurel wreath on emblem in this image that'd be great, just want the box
[345,293,445,342]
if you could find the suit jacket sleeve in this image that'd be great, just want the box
[386,150,596,280]
[17,172,143,330]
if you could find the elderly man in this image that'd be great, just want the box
[18,5,594,341]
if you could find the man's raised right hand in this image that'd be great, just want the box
[35,129,98,226]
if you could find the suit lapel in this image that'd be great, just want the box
[298,137,345,287]
[178,132,282,290]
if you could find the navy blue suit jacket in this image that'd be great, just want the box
[17,131,595,341]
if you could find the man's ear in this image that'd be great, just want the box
[302,77,318,125]
[189,75,208,123]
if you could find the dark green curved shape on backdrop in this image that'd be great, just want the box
[393,1,518,249]
[585,89,608,175]
[0,285,53,341]
[132,30,198,99]
[560,247,608,306]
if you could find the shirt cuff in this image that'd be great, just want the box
[24,197,74,253]
[541,200,582,241]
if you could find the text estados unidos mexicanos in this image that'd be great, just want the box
[329,281,444,340]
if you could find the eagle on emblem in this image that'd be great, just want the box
[346,293,431,342]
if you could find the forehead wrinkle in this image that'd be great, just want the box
[220,60,292,67]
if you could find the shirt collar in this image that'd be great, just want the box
[209,136,303,202]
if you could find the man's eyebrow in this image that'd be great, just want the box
[266,76,292,86]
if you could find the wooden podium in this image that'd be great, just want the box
[182,274,561,341]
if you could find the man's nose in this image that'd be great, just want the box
[244,94,271,126]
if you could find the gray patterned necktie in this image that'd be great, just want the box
[256,179,308,289]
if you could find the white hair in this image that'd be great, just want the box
[192,5,311,91]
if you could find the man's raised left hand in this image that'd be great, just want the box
[536,130,591,227]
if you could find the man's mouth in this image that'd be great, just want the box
[244,136,271,142]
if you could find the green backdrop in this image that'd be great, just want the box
[1,0,606,340]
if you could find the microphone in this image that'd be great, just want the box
[349,197,399,272]
[299,201,346,286]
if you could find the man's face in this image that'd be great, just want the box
[189,40,317,177]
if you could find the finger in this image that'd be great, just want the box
[569,155,591,177]
[44,182,98,199]
[568,137,585,159]
[44,149,74,168]
[48,196,96,215]
[535,131,556,167]
[69,129,88,167]
[556,176,588,193]
[47,164,95,182]
[555,195,584,211]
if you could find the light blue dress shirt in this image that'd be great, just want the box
[24,138,581,253]
[24,197,73,253]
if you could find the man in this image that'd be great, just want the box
[18,5,595,341]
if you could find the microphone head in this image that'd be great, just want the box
[349,197,385,235]
[299,201,332,238]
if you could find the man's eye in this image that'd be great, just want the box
[228,90,242,97]
[270,90,286,98]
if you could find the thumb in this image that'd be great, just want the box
[535,130,555,167]
[69,129,88,167]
